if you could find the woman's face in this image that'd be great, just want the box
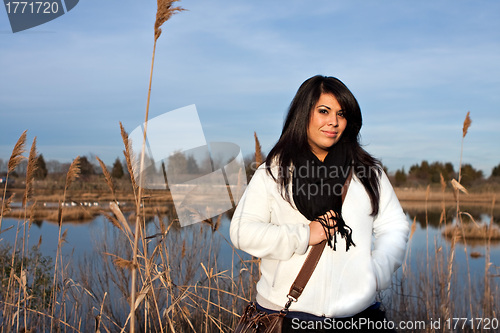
[307,93,347,161]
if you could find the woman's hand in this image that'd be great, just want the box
[308,210,337,245]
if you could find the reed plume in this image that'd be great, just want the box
[64,156,81,193]
[22,137,38,208]
[7,130,27,174]
[1,193,14,218]
[96,156,116,200]
[254,131,263,168]
[120,121,138,193]
[1,130,27,233]
[154,0,185,41]
[58,156,81,226]
[462,111,472,138]
[458,111,472,183]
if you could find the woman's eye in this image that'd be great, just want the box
[319,109,329,114]
[337,111,345,117]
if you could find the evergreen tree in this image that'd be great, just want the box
[79,156,95,177]
[167,151,188,179]
[394,168,407,187]
[409,160,456,184]
[111,158,124,179]
[429,161,456,183]
[491,163,500,178]
[409,160,431,182]
[460,163,483,186]
[186,155,200,174]
[34,154,48,179]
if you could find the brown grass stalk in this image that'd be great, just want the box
[0,132,31,330]
[129,1,184,332]
[18,137,38,330]
[443,112,473,320]
[96,156,116,201]
[120,121,138,196]
[51,156,81,331]
[1,130,27,233]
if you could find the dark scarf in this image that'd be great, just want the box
[292,141,355,251]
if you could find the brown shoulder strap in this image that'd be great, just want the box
[286,170,353,303]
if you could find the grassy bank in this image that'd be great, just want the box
[395,186,499,205]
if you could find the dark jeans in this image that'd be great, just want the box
[258,303,396,332]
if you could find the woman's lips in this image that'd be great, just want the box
[322,130,338,138]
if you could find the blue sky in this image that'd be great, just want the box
[1,0,500,176]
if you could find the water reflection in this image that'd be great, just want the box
[3,203,500,261]
[402,202,500,229]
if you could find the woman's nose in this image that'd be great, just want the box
[328,115,338,127]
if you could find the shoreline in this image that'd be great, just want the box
[395,187,498,204]
[4,186,499,205]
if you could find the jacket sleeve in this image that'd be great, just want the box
[230,167,310,261]
[371,172,410,290]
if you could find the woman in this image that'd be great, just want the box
[230,75,409,332]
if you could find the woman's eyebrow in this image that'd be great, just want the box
[317,104,331,109]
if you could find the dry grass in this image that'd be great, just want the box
[395,187,499,204]
[0,124,257,332]
[1,130,27,233]
[442,223,500,241]
[4,206,101,222]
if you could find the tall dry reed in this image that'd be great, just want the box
[129,1,184,332]
[0,130,27,234]
[1,134,35,332]
[50,156,80,331]
[254,132,263,168]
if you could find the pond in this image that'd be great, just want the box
[2,203,499,271]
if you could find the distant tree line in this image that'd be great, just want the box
[393,160,498,188]
[2,153,500,190]
[0,155,127,181]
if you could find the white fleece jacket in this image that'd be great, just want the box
[230,164,409,318]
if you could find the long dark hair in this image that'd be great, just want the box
[265,75,382,216]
